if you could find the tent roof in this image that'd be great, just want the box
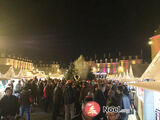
[0,78,10,80]
[13,68,21,75]
[0,65,12,74]
[34,73,46,77]
[120,79,137,82]
[49,73,64,78]
[37,68,51,75]
[141,50,160,81]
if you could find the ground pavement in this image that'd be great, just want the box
[22,105,63,120]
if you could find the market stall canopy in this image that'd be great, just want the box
[121,79,134,82]
[0,65,12,74]
[0,78,10,81]
[13,68,21,76]
[127,81,160,92]
[38,68,50,75]
[3,66,15,79]
[49,73,64,79]
[34,72,46,78]
[120,64,148,82]
[141,50,160,81]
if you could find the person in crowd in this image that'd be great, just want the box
[14,80,23,98]
[107,88,114,106]
[43,81,53,112]
[122,85,129,96]
[106,111,120,120]
[63,80,76,120]
[52,82,63,120]
[31,80,38,105]
[121,89,131,120]
[72,96,93,120]
[113,85,130,120]
[19,86,32,120]
[94,83,107,120]
[114,86,124,108]
[37,79,44,105]
[73,83,81,115]
[79,82,90,103]
[10,80,15,90]
[0,87,19,119]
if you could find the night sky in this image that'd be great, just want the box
[0,1,160,64]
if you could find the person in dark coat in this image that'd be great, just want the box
[63,81,76,120]
[19,86,32,120]
[79,82,90,103]
[94,84,107,120]
[31,81,38,105]
[0,87,19,119]
[52,83,63,120]
[72,96,93,120]
[73,83,81,114]
[43,82,53,112]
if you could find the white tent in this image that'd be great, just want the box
[141,50,160,81]
[49,73,64,80]
[127,50,160,91]
[129,65,134,79]
[3,66,15,79]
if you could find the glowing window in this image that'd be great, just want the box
[107,68,110,73]
[132,60,136,64]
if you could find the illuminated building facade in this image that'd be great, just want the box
[149,34,160,60]
[0,52,34,71]
[34,62,61,75]
[89,56,143,79]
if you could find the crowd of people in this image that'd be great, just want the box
[0,77,135,120]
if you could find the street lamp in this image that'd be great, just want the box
[148,41,152,45]
[148,40,152,61]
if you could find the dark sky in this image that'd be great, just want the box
[0,1,160,64]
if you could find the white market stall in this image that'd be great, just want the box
[126,50,160,120]
[49,73,64,80]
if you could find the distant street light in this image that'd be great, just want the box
[148,41,152,45]
[148,40,152,60]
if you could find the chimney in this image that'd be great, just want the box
[100,59,103,63]
[129,56,132,60]
[116,58,118,62]
[110,58,113,63]
[105,58,107,63]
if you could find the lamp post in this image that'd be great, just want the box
[148,41,152,45]
[148,41,152,61]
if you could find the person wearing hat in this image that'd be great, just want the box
[0,87,19,119]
